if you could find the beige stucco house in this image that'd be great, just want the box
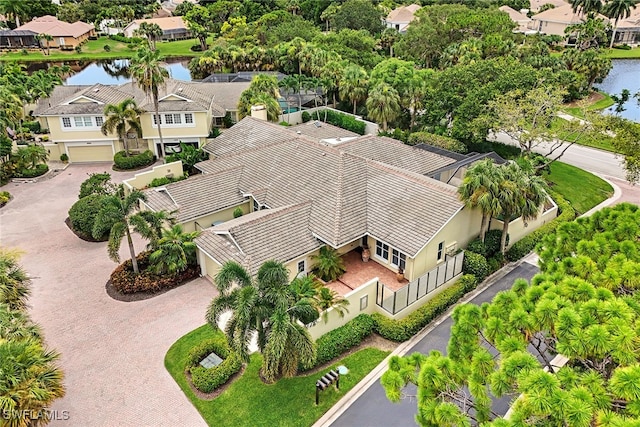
[499,5,533,33]
[384,4,421,33]
[34,79,247,162]
[528,0,568,14]
[17,15,95,49]
[610,7,640,46]
[123,17,190,40]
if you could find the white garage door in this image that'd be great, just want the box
[67,145,113,163]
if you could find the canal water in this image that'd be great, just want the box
[595,59,640,122]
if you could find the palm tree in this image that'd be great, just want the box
[458,159,503,242]
[36,33,53,56]
[365,82,401,131]
[0,249,30,311]
[313,285,349,323]
[570,0,604,15]
[129,47,169,151]
[311,246,345,282]
[0,303,41,341]
[0,0,26,28]
[0,86,22,137]
[603,0,638,48]
[237,90,281,121]
[101,98,142,156]
[15,144,48,170]
[93,186,157,274]
[339,64,368,115]
[148,224,200,275]
[136,22,164,51]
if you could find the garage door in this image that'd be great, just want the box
[67,145,113,163]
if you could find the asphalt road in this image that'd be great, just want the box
[330,261,540,427]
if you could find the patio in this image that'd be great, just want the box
[325,250,409,296]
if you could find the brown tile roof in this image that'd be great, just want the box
[195,202,322,274]
[386,4,421,22]
[18,15,94,38]
[529,0,567,12]
[531,4,603,24]
[499,5,531,23]
[128,17,187,32]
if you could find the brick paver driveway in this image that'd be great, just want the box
[0,164,213,426]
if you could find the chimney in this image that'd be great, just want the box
[250,105,268,121]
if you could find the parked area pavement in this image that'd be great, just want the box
[0,164,214,426]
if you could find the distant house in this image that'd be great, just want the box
[0,30,39,49]
[384,4,421,33]
[499,5,534,33]
[610,7,640,46]
[123,17,190,41]
[530,4,593,36]
[528,0,568,13]
[16,15,95,50]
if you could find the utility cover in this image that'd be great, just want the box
[199,352,223,369]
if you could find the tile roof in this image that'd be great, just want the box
[529,0,567,12]
[195,202,322,275]
[18,15,94,38]
[531,4,602,24]
[288,121,360,141]
[499,5,531,23]
[127,17,187,32]
[386,4,421,22]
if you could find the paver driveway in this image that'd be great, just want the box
[0,164,213,426]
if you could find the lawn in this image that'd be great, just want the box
[549,117,617,152]
[602,47,640,59]
[544,161,613,215]
[562,91,614,119]
[165,325,390,427]
[0,36,206,62]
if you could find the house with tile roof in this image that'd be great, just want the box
[15,15,95,50]
[384,4,421,33]
[140,117,557,325]
[123,17,190,41]
[34,79,247,162]
[499,5,534,33]
[609,7,640,46]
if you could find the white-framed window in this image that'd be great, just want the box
[392,249,406,270]
[360,295,368,311]
[253,198,259,212]
[185,113,193,124]
[95,116,104,127]
[437,241,445,262]
[164,114,174,125]
[74,116,92,127]
[61,116,100,130]
[62,117,71,128]
[375,240,389,261]
[153,114,160,125]
[152,112,195,128]
[297,260,305,273]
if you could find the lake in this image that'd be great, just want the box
[594,59,640,122]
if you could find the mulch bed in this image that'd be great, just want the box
[64,217,107,242]
[106,275,200,302]
[186,364,248,401]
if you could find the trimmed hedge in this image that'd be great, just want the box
[462,251,490,280]
[113,150,154,170]
[68,194,112,241]
[505,192,575,262]
[311,110,366,135]
[14,164,48,178]
[110,251,200,294]
[372,274,478,342]
[109,34,144,44]
[79,173,112,199]
[148,175,186,188]
[407,131,467,154]
[187,337,242,393]
[310,314,374,369]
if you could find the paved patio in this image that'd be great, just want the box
[0,164,213,426]
[326,250,408,296]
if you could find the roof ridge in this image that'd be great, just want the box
[332,153,346,245]
[367,159,458,196]
[226,201,313,231]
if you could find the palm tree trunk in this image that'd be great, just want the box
[479,214,488,242]
[500,216,511,254]
[353,100,356,115]
[609,21,618,49]
[126,228,139,274]
[154,93,164,153]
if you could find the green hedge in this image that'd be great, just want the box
[505,192,575,262]
[309,314,374,369]
[68,194,112,241]
[188,338,242,393]
[311,110,366,135]
[148,175,186,188]
[22,121,41,133]
[113,150,154,170]
[79,173,112,199]
[372,274,478,342]
[14,164,48,178]
[109,34,144,44]
[407,131,467,154]
[462,251,490,280]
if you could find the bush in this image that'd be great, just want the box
[505,191,575,261]
[279,121,290,126]
[309,314,374,369]
[103,44,111,52]
[407,131,467,154]
[372,274,478,342]
[208,128,221,138]
[148,175,185,188]
[311,110,366,135]
[14,164,48,178]
[484,229,506,258]
[233,207,243,218]
[614,44,632,50]
[301,112,311,123]
[462,251,490,280]
[113,150,154,170]
[188,338,242,393]
[0,191,10,206]
[60,153,69,162]
[68,194,112,241]
[22,121,41,133]
[110,251,200,293]
[109,34,144,44]
[75,46,82,53]
[466,238,487,257]
[190,44,203,52]
[79,173,113,199]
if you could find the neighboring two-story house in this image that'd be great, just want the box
[34,79,247,162]
[384,4,421,33]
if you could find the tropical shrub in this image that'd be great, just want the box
[68,194,113,241]
[466,239,487,257]
[310,314,374,369]
[165,143,207,175]
[312,246,346,282]
[301,111,311,123]
[78,173,113,199]
[189,344,242,393]
[233,207,243,218]
[14,164,48,178]
[22,121,41,133]
[407,132,467,153]
[108,34,144,44]
[60,153,69,162]
[0,191,10,206]
[372,274,478,342]
[484,229,506,258]
[148,175,186,188]
[113,150,154,170]
[103,45,111,52]
[462,251,490,280]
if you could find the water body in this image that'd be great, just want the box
[594,59,640,122]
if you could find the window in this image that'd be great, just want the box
[375,240,389,261]
[153,114,161,125]
[152,113,193,127]
[173,113,181,124]
[392,249,406,270]
[184,113,193,124]
[360,295,368,311]
[67,116,96,128]
[437,241,444,261]
[253,198,259,212]
[62,117,71,128]
[73,117,84,127]
[164,114,174,125]
[95,116,103,127]
[297,260,305,273]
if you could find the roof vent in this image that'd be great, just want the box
[94,88,99,92]
[296,131,301,135]
[178,88,183,92]
[313,121,322,128]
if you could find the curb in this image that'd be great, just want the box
[581,174,621,217]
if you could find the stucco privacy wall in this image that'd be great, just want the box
[123,161,184,192]
[489,201,558,247]
[188,203,250,233]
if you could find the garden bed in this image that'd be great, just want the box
[64,216,106,242]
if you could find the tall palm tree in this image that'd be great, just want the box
[366,82,401,131]
[0,86,22,138]
[15,144,48,170]
[339,64,368,115]
[93,186,157,274]
[237,90,281,121]
[0,249,30,311]
[0,0,26,28]
[101,98,142,156]
[570,0,604,15]
[148,224,200,275]
[458,159,503,242]
[603,0,638,48]
[313,285,349,323]
[129,47,169,152]
[136,22,164,51]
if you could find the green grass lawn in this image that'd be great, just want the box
[545,161,613,215]
[165,325,390,427]
[0,36,205,62]
[602,47,640,59]
[562,91,614,119]
[549,117,617,152]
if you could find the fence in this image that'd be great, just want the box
[376,251,464,315]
